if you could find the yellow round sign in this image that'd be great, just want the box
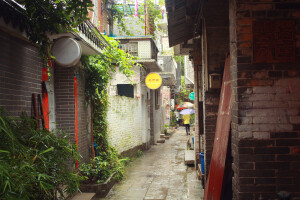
[145,73,162,89]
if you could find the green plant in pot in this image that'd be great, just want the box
[79,149,129,184]
[164,124,170,135]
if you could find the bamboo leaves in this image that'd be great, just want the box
[0,110,83,199]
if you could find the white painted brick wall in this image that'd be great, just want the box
[109,66,141,86]
[238,78,300,138]
[107,96,144,153]
[107,66,150,153]
[152,88,164,143]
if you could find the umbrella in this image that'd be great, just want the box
[180,109,195,115]
[182,102,194,108]
[176,102,194,110]
[175,104,186,110]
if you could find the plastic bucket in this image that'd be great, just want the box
[199,153,205,174]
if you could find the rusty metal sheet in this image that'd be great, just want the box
[204,55,231,200]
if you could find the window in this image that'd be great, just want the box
[118,42,138,57]
[117,84,134,98]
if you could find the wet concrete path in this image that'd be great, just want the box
[98,127,204,200]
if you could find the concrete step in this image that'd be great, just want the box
[197,164,205,181]
[160,134,165,138]
[164,135,170,140]
[71,193,95,200]
[198,164,201,171]
[157,139,165,143]
[196,169,201,180]
[184,150,195,165]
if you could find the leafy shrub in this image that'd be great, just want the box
[0,110,83,200]
[79,148,129,184]
[170,111,177,127]
[137,150,143,158]
[164,124,171,135]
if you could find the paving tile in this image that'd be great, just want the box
[97,127,204,200]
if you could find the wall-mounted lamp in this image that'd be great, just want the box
[105,0,116,37]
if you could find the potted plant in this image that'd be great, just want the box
[79,149,129,197]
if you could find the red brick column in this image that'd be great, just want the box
[230,0,300,199]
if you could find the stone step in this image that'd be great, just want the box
[71,193,95,200]
[198,164,201,171]
[197,164,205,182]
[157,139,165,143]
[160,134,165,138]
[196,169,202,180]
[164,135,170,140]
[184,150,195,165]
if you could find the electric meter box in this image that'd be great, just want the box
[209,73,221,89]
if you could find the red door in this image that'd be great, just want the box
[204,55,231,200]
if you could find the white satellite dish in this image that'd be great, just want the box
[52,37,82,67]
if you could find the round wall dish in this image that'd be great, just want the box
[52,37,82,67]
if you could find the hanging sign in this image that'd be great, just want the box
[145,73,162,89]
[189,92,195,100]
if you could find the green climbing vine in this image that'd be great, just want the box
[112,4,134,36]
[17,0,93,58]
[146,0,162,39]
[108,0,162,38]
[80,36,136,183]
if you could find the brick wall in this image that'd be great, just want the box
[54,66,75,142]
[153,102,164,143]
[151,88,164,144]
[203,92,220,176]
[0,30,43,116]
[113,16,145,36]
[150,89,155,144]
[107,66,151,154]
[107,96,144,153]
[0,27,91,162]
[54,66,91,162]
[230,0,300,199]
[77,70,92,162]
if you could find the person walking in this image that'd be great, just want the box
[183,114,191,135]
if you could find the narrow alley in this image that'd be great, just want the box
[97,127,203,200]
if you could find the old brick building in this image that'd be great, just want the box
[166,0,300,199]
[0,0,108,163]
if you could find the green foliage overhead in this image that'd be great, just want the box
[0,110,83,199]
[82,36,135,102]
[16,0,93,57]
[176,76,192,104]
